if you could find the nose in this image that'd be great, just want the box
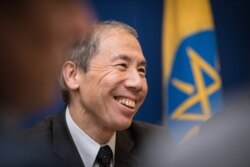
[124,69,145,92]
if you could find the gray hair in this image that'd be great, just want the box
[60,20,138,103]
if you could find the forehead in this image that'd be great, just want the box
[96,29,146,62]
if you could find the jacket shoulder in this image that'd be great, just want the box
[129,121,167,138]
[131,121,165,130]
[127,121,172,166]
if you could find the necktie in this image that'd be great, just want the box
[96,145,113,167]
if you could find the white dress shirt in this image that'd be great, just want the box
[66,107,116,167]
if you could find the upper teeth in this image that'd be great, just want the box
[116,98,135,108]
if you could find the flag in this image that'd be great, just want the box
[162,0,222,144]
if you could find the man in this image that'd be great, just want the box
[27,21,170,167]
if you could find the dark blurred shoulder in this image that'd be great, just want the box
[22,116,55,143]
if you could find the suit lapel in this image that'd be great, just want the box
[115,129,141,167]
[50,110,142,167]
[52,110,84,167]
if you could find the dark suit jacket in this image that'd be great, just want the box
[25,110,171,167]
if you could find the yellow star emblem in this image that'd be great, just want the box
[171,47,221,121]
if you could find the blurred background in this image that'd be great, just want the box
[24,0,250,127]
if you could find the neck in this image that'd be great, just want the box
[68,103,115,144]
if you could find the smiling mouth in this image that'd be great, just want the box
[115,97,136,109]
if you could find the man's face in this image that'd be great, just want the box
[78,29,148,131]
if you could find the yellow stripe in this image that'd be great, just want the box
[172,78,195,95]
[162,0,214,84]
[188,48,211,115]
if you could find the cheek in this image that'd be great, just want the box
[142,80,148,97]
[81,79,109,107]
[94,71,123,91]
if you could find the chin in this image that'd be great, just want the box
[114,118,133,131]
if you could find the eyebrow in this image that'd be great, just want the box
[111,54,147,67]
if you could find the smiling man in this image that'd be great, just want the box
[27,21,170,167]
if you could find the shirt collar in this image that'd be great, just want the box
[65,106,116,167]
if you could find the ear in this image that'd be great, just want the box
[62,61,82,90]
